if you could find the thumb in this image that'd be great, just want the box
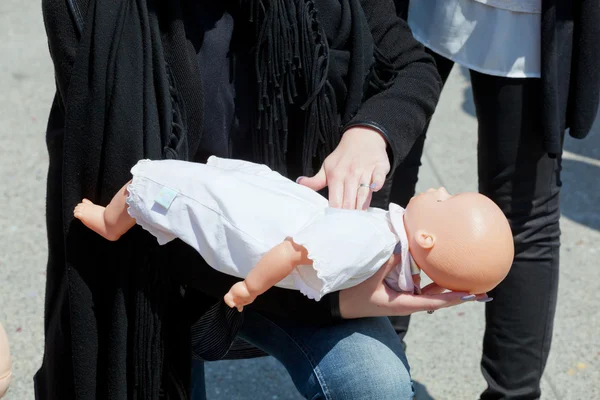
[297,167,327,191]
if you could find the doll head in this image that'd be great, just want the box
[403,188,514,294]
[0,322,11,398]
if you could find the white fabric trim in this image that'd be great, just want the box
[408,0,541,78]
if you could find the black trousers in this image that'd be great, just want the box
[389,51,562,400]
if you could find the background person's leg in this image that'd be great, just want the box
[470,70,561,399]
[388,50,455,344]
[238,311,414,400]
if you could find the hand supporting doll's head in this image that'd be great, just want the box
[403,188,514,294]
[0,322,11,398]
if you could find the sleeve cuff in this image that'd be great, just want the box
[327,291,342,319]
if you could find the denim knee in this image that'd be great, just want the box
[313,356,414,399]
[310,329,414,399]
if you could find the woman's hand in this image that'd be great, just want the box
[297,127,390,210]
[339,254,489,319]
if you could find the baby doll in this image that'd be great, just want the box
[74,157,514,311]
[0,322,11,398]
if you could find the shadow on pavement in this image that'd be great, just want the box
[413,380,436,400]
[564,126,600,161]
[459,66,476,117]
[560,157,600,232]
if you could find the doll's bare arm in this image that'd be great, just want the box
[224,238,311,311]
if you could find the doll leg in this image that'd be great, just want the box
[73,181,136,241]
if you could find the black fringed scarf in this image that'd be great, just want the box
[58,0,375,398]
[242,0,340,174]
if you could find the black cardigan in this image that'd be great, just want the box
[541,0,600,154]
[36,0,441,399]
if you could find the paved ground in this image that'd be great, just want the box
[1,1,599,399]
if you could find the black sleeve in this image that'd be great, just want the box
[344,0,442,174]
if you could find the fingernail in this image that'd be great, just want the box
[461,294,477,301]
[477,297,494,303]
[296,176,306,183]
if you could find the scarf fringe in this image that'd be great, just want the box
[163,63,188,160]
[244,0,339,175]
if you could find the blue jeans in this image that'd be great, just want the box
[191,311,414,399]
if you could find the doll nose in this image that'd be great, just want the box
[437,187,451,199]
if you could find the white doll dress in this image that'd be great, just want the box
[125,156,418,300]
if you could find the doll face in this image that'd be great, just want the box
[407,187,453,210]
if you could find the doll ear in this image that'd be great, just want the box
[415,230,435,249]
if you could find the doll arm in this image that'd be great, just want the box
[224,238,312,311]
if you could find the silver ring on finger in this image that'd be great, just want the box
[427,310,435,314]
[358,183,375,191]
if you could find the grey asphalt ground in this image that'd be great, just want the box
[1,1,599,399]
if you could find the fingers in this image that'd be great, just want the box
[327,173,344,208]
[342,173,360,209]
[296,168,327,192]
[385,289,481,315]
[338,168,376,210]
[341,165,387,210]
[223,292,235,309]
[224,293,245,312]
[370,164,388,192]
[412,291,490,314]
[407,292,471,313]
[420,282,447,295]
[355,172,373,210]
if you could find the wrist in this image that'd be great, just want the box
[243,280,261,297]
[342,122,389,150]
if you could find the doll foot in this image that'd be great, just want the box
[74,200,119,241]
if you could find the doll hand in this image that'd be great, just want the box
[224,281,257,312]
[297,127,390,210]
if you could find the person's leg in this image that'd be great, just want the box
[73,180,136,241]
[237,311,414,399]
[388,50,455,343]
[470,70,561,400]
[190,359,207,400]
